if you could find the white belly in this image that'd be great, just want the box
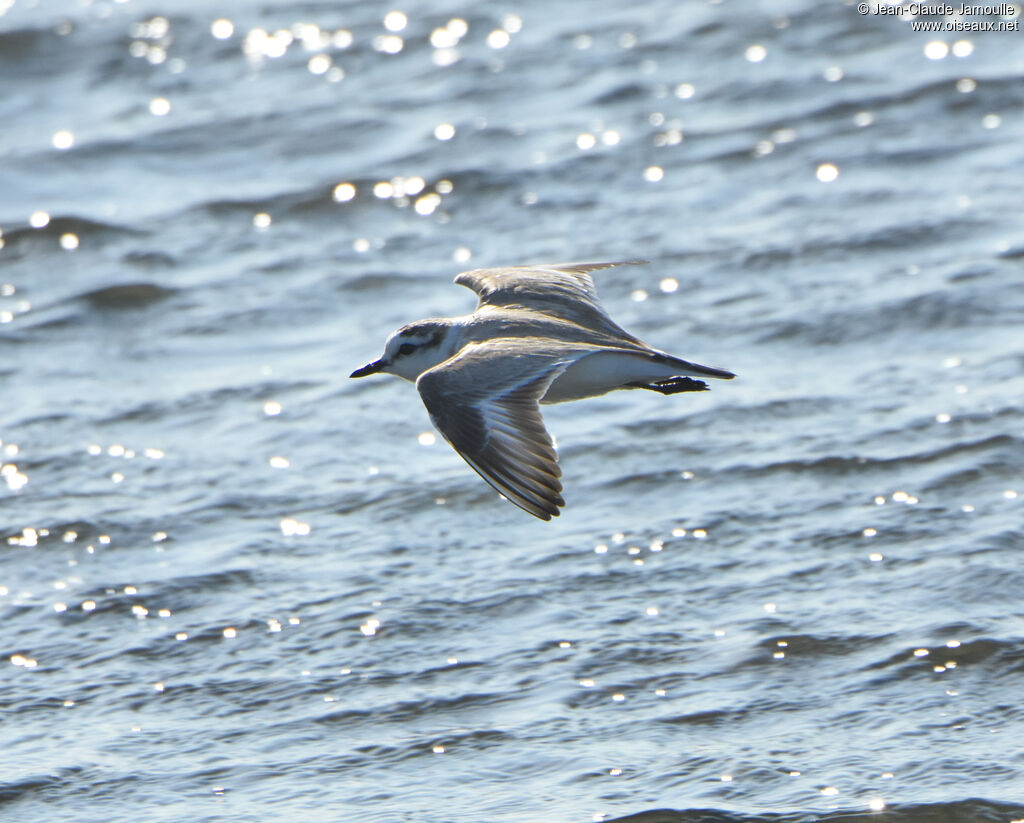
[542,350,679,404]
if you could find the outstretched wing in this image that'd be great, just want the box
[454,260,648,343]
[416,339,585,520]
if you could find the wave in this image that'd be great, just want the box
[602,799,1024,823]
[0,215,142,246]
[756,289,1012,345]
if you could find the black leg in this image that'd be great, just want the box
[633,376,709,394]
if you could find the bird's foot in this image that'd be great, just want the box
[644,377,709,394]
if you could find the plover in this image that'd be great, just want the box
[351,260,734,520]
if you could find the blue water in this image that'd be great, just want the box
[2,1,1024,821]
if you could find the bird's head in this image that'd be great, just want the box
[350,320,457,382]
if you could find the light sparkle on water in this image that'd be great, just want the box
[52,130,74,149]
[816,163,839,182]
[211,19,234,39]
[383,11,407,32]
[280,518,311,536]
[745,44,767,63]
[333,182,356,202]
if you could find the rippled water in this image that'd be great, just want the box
[3,1,1024,821]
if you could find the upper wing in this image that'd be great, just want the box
[416,339,585,520]
[454,260,648,343]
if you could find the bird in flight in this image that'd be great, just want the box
[351,260,734,520]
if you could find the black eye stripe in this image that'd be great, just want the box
[398,342,417,355]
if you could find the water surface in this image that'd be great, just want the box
[2,1,1024,821]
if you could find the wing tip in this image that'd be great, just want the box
[455,259,648,280]
[461,452,565,521]
[652,352,736,381]
[498,491,564,521]
[546,259,649,274]
[529,506,559,522]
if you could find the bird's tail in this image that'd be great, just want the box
[650,351,735,380]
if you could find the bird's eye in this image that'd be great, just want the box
[398,342,417,356]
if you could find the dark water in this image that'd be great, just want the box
[2,1,1023,821]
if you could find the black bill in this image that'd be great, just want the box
[350,359,385,378]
